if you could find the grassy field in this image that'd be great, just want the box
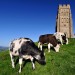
[0,38,75,75]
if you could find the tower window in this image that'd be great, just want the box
[64,24,66,26]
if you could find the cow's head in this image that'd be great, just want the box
[35,50,46,65]
[61,34,67,44]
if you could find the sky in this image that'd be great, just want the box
[0,0,75,46]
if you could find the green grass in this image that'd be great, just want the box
[0,38,75,75]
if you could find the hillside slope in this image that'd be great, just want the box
[0,39,75,75]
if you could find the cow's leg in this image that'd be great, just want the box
[38,42,40,48]
[60,38,63,45]
[48,43,50,52]
[66,38,68,44]
[9,52,15,68]
[30,57,35,70]
[40,44,42,51]
[38,42,42,50]
[54,44,60,52]
[19,57,23,73]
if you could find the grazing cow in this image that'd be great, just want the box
[54,32,68,45]
[38,34,60,52]
[9,38,46,73]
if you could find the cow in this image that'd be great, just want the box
[9,38,46,73]
[38,34,60,52]
[54,32,68,45]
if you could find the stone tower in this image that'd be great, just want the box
[56,4,73,38]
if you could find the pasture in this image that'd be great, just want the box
[0,38,75,75]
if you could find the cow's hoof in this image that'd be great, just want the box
[48,51,50,52]
[19,70,21,73]
[12,66,15,68]
[32,67,35,70]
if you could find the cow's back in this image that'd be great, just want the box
[47,34,58,47]
[20,40,41,56]
[39,35,48,44]
[39,34,58,47]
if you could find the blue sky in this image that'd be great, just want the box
[0,0,75,46]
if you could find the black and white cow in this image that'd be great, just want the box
[9,38,46,73]
[54,32,68,45]
[38,34,60,52]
